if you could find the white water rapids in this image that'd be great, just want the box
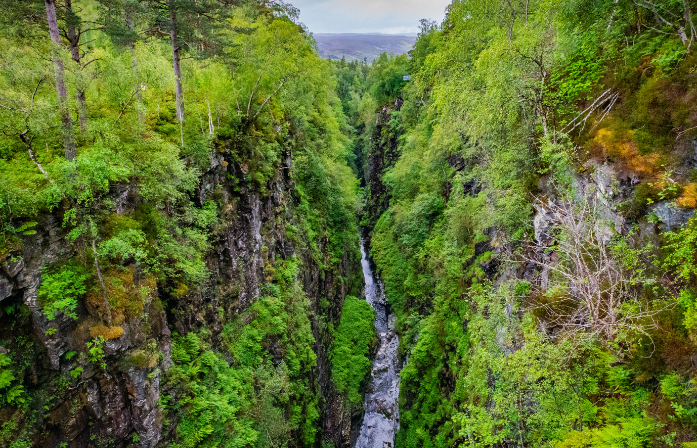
[354,241,401,448]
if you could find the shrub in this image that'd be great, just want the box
[38,263,89,320]
[0,352,23,407]
[330,296,376,405]
[168,333,257,448]
[86,336,106,369]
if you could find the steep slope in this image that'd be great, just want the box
[0,3,372,448]
[349,1,697,447]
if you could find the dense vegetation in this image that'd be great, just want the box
[0,0,366,446]
[340,0,697,447]
[330,295,375,406]
[6,0,697,447]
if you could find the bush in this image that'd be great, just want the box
[330,296,376,405]
[38,263,89,320]
[168,333,257,448]
[0,352,24,407]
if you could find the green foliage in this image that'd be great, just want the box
[367,53,410,105]
[167,275,322,447]
[70,367,83,380]
[14,222,37,236]
[555,417,658,447]
[86,336,106,369]
[0,413,32,448]
[98,228,148,265]
[664,216,697,283]
[0,0,365,445]
[38,263,88,320]
[168,332,257,448]
[662,217,697,339]
[167,260,331,448]
[220,274,322,447]
[552,40,605,105]
[0,352,24,407]
[330,296,375,405]
[539,135,575,184]
[346,0,697,446]
[661,372,687,400]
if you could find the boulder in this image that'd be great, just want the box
[0,277,11,301]
[650,201,695,231]
[533,200,557,246]
[2,258,23,278]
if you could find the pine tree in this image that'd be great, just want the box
[146,0,235,133]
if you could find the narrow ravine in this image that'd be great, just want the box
[355,241,401,448]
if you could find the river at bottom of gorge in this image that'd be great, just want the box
[354,241,401,448]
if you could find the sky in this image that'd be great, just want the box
[288,0,452,34]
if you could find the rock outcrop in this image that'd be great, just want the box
[0,147,363,447]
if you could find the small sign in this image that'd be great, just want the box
[403,76,411,81]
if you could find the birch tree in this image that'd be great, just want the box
[99,0,148,122]
[44,0,77,160]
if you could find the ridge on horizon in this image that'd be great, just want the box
[313,32,419,36]
[313,33,416,63]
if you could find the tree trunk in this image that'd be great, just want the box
[683,0,695,50]
[125,11,145,123]
[44,0,76,160]
[20,131,50,180]
[631,0,642,33]
[169,4,184,124]
[206,98,214,135]
[65,0,88,133]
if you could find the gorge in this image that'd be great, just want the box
[2,0,697,447]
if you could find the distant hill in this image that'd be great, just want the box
[313,34,417,63]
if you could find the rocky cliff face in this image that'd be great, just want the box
[359,100,697,444]
[0,147,363,447]
[363,100,403,245]
[0,211,169,447]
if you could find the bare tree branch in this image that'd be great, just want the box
[253,77,289,120]
[247,74,262,119]
[561,89,614,134]
[519,195,666,346]
[115,88,141,122]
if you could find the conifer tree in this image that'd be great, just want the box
[146,0,232,130]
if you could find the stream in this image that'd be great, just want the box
[354,241,401,448]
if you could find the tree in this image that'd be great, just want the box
[100,0,147,123]
[64,0,97,133]
[633,0,697,50]
[146,0,235,137]
[44,0,77,160]
[169,1,184,128]
[524,196,662,343]
[98,0,150,123]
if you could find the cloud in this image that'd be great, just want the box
[290,0,451,34]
